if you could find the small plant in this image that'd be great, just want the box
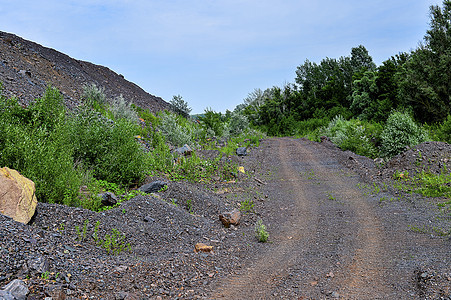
[393,170,409,180]
[408,224,428,234]
[41,271,50,280]
[99,228,131,255]
[371,183,380,194]
[75,219,89,242]
[93,221,100,243]
[58,223,65,231]
[186,199,194,214]
[239,199,255,213]
[327,193,336,200]
[255,219,269,242]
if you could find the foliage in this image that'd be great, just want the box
[397,1,451,123]
[170,94,192,118]
[157,111,198,147]
[320,115,379,158]
[0,88,83,204]
[255,219,269,242]
[380,111,428,158]
[108,94,138,122]
[99,228,131,255]
[198,108,225,137]
[433,115,451,143]
[239,199,255,213]
[82,83,107,112]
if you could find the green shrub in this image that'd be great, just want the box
[0,88,83,204]
[380,111,428,158]
[158,112,200,147]
[95,119,147,185]
[108,95,138,122]
[255,219,269,242]
[82,83,107,111]
[434,115,451,143]
[321,115,379,158]
[228,112,249,136]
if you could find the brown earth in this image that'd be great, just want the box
[1,137,450,299]
[0,31,169,112]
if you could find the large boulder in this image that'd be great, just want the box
[0,167,37,224]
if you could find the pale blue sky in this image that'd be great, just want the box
[0,0,441,113]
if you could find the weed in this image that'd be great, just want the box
[186,199,194,214]
[408,225,428,234]
[327,193,336,200]
[75,219,89,242]
[239,199,255,213]
[432,227,451,237]
[93,221,100,243]
[41,271,50,280]
[255,219,269,243]
[99,228,131,255]
[371,183,380,194]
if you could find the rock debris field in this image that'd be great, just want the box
[1,138,450,299]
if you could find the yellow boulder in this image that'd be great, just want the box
[0,167,37,224]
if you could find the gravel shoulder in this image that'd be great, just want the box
[1,138,450,299]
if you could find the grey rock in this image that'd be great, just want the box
[143,216,155,222]
[138,181,167,194]
[99,192,118,206]
[2,279,28,300]
[28,255,49,274]
[236,147,247,156]
[0,290,14,300]
[174,144,192,156]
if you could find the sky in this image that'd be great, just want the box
[0,0,443,114]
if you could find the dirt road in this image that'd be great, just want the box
[211,138,450,299]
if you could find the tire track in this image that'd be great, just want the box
[211,138,393,299]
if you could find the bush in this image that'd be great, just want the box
[228,112,249,136]
[321,115,379,158]
[108,95,138,122]
[434,115,451,143]
[0,89,83,204]
[380,111,428,158]
[158,112,200,147]
[82,83,107,111]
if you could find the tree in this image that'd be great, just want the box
[170,95,192,118]
[398,1,451,123]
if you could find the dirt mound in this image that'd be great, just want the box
[0,31,169,112]
[383,141,451,177]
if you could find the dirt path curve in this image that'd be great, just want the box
[211,137,404,299]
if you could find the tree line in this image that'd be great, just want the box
[231,1,450,136]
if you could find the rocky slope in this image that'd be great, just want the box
[0,31,169,111]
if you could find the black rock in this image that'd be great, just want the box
[99,192,118,206]
[139,181,167,194]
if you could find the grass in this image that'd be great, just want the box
[255,219,269,242]
[239,199,255,213]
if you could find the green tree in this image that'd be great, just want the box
[398,1,451,123]
[170,94,192,118]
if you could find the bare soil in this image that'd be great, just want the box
[1,137,450,299]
